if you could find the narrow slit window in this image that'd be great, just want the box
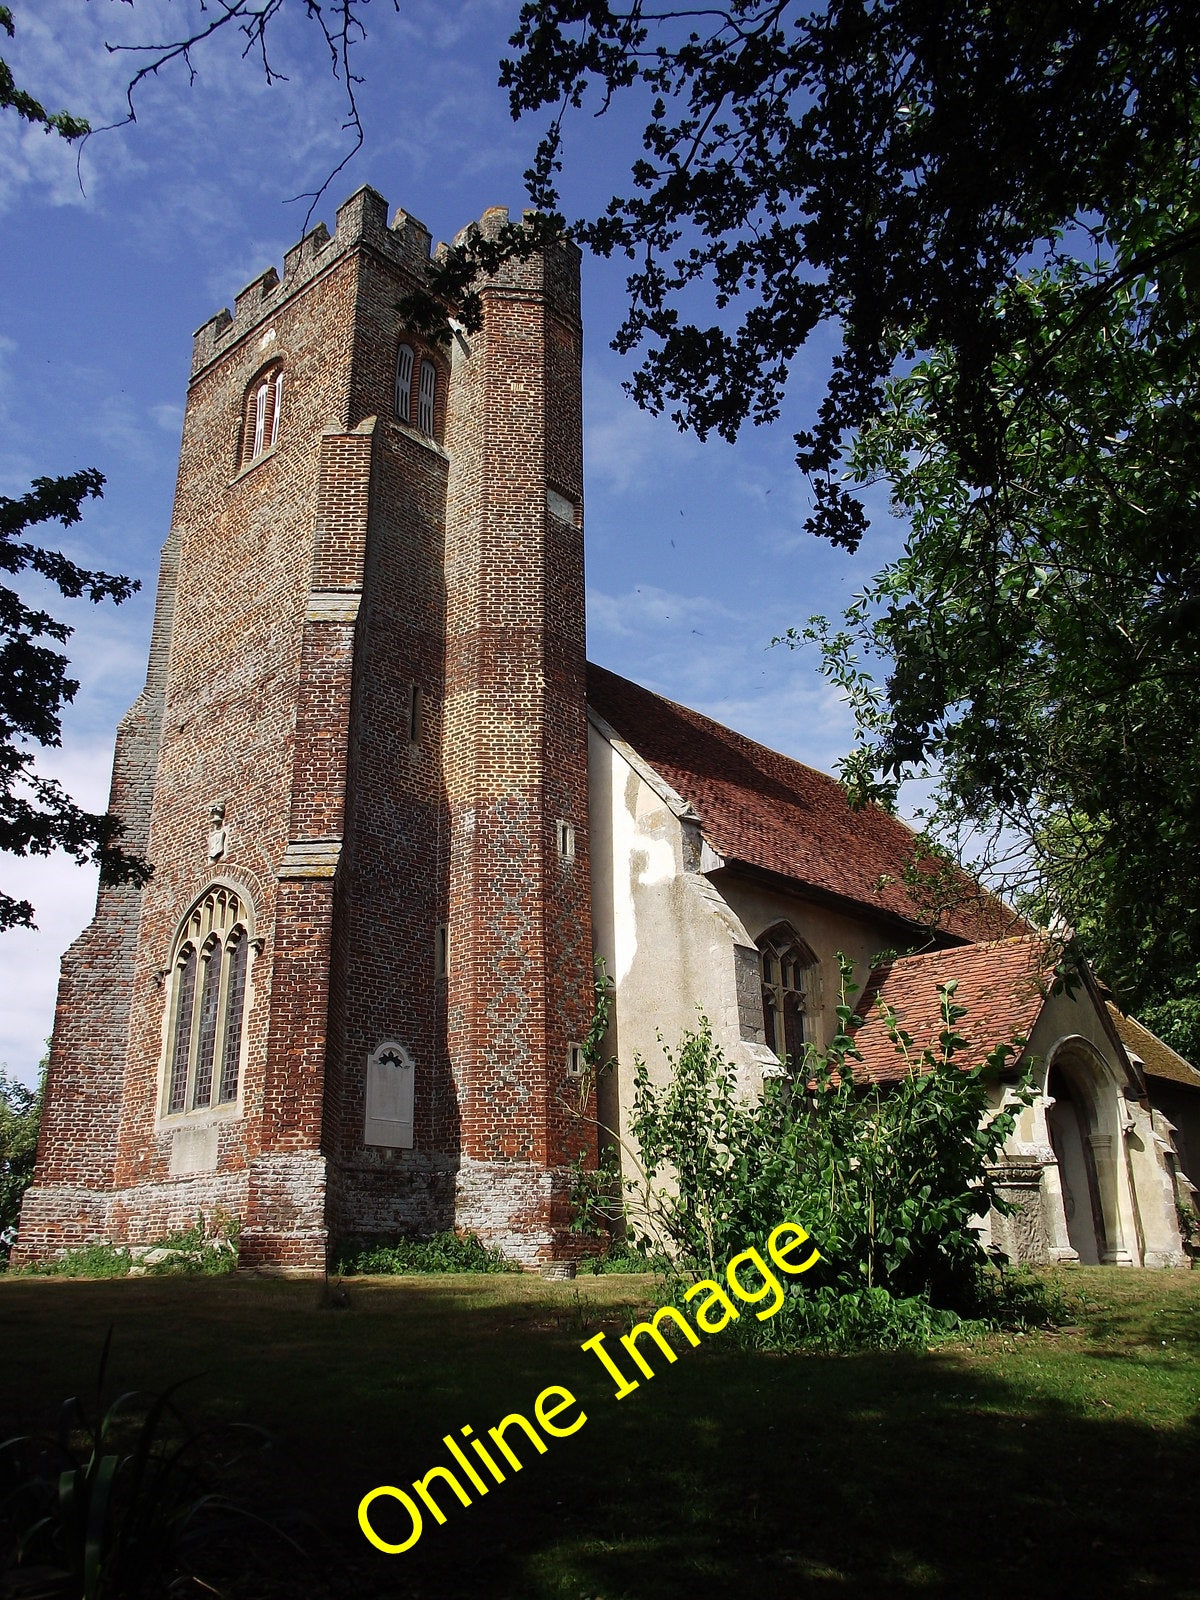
[417,359,436,434]
[556,820,575,860]
[408,685,422,745]
[567,1043,584,1077]
[435,923,449,980]
[395,344,414,422]
[252,381,268,458]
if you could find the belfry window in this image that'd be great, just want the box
[395,343,414,422]
[394,341,439,438]
[758,928,818,1066]
[417,359,436,434]
[163,886,254,1118]
[240,363,283,467]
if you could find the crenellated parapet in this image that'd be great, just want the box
[189,187,443,378]
[191,190,579,378]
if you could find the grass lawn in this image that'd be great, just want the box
[1,1266,1197,1599]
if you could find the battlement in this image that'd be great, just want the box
[190,187,438,377]
[191,189,578,379]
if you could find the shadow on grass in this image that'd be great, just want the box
[1,1273,1197,1600]
[339,1347,1200,1600]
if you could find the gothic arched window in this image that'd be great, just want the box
[394,341,440,438]
[395,343,414,422]
[239,362,283,467]
[163,886,254,1118]
[758,927,819,1067]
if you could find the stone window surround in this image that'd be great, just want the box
[757,923,819,1068]
[156,881,259,1129]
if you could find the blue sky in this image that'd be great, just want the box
[0,0,903,1083]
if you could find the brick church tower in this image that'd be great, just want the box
[15,189,595,1271]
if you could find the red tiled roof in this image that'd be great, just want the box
[1107,1006,1200,1090]
[849,936,1053,1083]
[587,662,1016,942]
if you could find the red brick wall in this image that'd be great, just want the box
[441,213,594,1261]
[17,189,595,1271]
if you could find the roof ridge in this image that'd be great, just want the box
[586,660,854,795]
[585,660,1025,945]
[886,933,1045,969]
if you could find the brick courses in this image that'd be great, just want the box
[16,188,595,1272]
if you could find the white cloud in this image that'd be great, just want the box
[0,731,118,1088]
[150,401,184,435]
[588,582,737,639]
[584,373,702,496]
[587,577,859,773]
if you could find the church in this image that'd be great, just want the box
[16,189,1196,1273]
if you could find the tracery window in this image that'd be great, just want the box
[239,363,283,467]
[758,927,818,1067]
[163,886,253,1118]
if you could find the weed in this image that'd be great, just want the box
[0,1332,293,1599]
[332,1229,518,1276]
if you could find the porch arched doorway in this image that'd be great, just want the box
[1045,1044,1128,1265]
[1046,1063,1102,1263]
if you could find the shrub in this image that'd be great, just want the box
[333,1229,517,1276]
[577,1239,670,1275]
[612,959,1035,1346]
[27,1242,136,1279]
[0,1068,42,1256]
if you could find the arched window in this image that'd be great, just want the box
[163,885,254,1118]
[394,341,439,438]
[757,928,819,1067]
[270,368,283,448]
[417,359,436,434]
[395,343,414,423]
[239,364,283,467]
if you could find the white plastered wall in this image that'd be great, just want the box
[588,714,901,1174]
[588,714,1187,1267]
[990,985,1187,1268]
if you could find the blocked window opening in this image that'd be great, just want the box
[546,487,579,526]
[163,885,255,1119]
[364,1042,415,1149]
